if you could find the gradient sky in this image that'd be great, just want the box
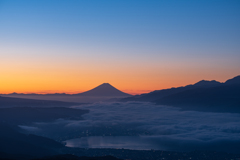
[0,0,240,94]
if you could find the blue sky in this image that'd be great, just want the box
[0,0,240,94]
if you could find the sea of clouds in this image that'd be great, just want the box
[20,102,240,153]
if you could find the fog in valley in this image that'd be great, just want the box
[19,101,240,153]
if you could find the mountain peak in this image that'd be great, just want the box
[94,83,115,90]
[193,80,221,87]
[77,83,131,97]
[99,83,112,86]
[225,75,240,85]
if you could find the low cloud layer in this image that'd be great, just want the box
[20,102,240,153]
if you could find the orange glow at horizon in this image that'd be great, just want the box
[1,65,238,95]
[1,53,239,95]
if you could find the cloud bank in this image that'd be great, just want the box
[20,102,240,153]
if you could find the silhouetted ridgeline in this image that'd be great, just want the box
[1,83,131,97]
[122,75,240,112]
[0,83,131,103]
[0,96,80,108]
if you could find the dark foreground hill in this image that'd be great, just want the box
[0,123,64,159]
[0,98,89,159]
[122,75,240,112]
[0,97,124,160]
[0,126,122,160]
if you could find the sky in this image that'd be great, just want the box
[0,0,240,94]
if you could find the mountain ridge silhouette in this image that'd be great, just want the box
[2,83,131,97]
[122,75,240,112]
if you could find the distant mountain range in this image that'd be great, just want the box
[1,76,240,112]
[122,75,240,113]
[0,83,131,103]
[2,83,131,97]
[0,96,80,108]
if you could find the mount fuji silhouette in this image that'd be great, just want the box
[76,83,131,97]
